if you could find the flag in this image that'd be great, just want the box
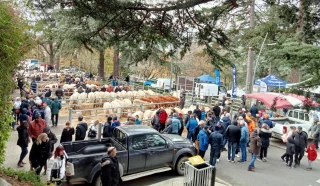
[231,64,237,98]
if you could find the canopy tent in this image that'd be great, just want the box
[198,74,215,83]
[254,74,288,87]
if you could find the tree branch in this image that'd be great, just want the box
[39,43,50,55]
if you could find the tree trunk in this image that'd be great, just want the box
[56,53,60,72]
[98,49,105,80]
[113,47,120,77]
[49,42,54,65]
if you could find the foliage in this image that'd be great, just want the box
[0,2,31,164]
[0,166,44,186]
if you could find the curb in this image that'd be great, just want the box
[216,177,232,186]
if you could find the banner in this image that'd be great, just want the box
[214,68,220,86]
[260,81,267,92]
[231,64,237,98]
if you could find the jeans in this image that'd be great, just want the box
[313,137,319,149]
[260,147,268,159]
[308,160,313,168]
[199,150,206,159]
[51,114,59,126]
[294,146,304,164]
[18,146,28,164]
[248,153,257,168]
[228,142,238,161]
[187,131,193,140]
[286,154,293,166]
[209,148,220,166]
[239,142,247,161]
[222,137,228,148]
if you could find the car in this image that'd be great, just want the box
[144,79,157,86]
[63,125,196,185]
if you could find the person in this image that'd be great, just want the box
[28,112,47,142]
[221,113,231,150]
[45,89,52,99]
[88,120,99,139]
[179,95,185,109]
[55,86,64,100]
[184,111,192,126]
[306,143,317,171]
[30,78,37,94]
[248,128,261,171]
[75,116,88,141]
[225,120,241,162]
[19,108,30,126]
[13,97,21,125]
[281,126,296,161]
[186,115,198,140]
[29,133,51,175]
[111,116,121,130]
[292,126,308,168]
[200,107,206,121]
[308,118,320,149]
[125,74,130,85]
[193,121,205,154]
[17,120,29,167]
[178,113,184,136]
[285,136,295,168]
[126,116,135,125]
[106,85,113,92]
[283,108,288,116]
[262,114,273,129]
[238,120,249,163]
[103,117,113,138]
[209,125,223,166]
[100,147,120,186]
[193,105,201,120]
[170,113,181,135]
[259,124,272,162]
[162,118,173,134]
[134,115,141,125]
[249,103,258,118]
[197,125,209,158]
[43,103,51,126]
[43,126,58,155]
[151,111,161,131]
[60,121,75,143]
[101,85,107,92]
[50,97,61,127]
[159,108,168,132]
[46,146,66,184]
[32,103,45,120]
[212,102,221,122]
[206,113,216,128]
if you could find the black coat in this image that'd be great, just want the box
[19,108,29,124]
[100,156,120,186]
[212,106,221,117]
[29,141,50,168]
[48,132,58,153]
[60,128,74,143]
[259,128,272,148]
[193,109,201,120]
[17,126,28,147]
[76,122,88,141]
[286,137,295,155]
[225,125,241,143]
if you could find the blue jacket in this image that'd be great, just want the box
[221,116,231,131]
[250,106,258,117]
[111,120,121,129]
[209,131,223,150]
[214,125,225,136]
[263,119,273,128]
[171,117,181,134]
[135,120,141,125]
[186,118,198,133]
[240,125,249,143]
[197,129,209,151]
[200,111,206,120]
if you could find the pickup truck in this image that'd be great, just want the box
[271,109,320,139]
[62,125,196,185]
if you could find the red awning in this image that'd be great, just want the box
[246,93,293,109]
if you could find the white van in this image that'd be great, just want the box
[194,83,227,100]
[151,78,173,90]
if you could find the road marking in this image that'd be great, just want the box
[316,179,320,183]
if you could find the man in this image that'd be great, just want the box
[184,111,192,126]
[250,103,258,118]
[111,116,121,130]
[30,78,37,94]
[171,113,181,135]
[43,103,51,125]
[50,97,62,127]
[125,74,130,85]
[206,113,215,128]
[246,112,255,135]
[55,86,64,100]
[212,102,221,122]
[159,107,168,132]
[193,105,201,120]
[151,111,161,131]
[309,118,320,149]
[225,120,241,162]
[238,120,249,162]
[32,103,45,120]
[292,126,308,167]
[193,121,205,154]
[197,125,209,158]
[28,112,47,142]
[209,126,223,166]
[221,113,231,150]
[179,95,185,109]
[100,147,120,186]
[248,128,261,172]
[44,89,52,100]
[162,118,173,134]
[75,116,88,141]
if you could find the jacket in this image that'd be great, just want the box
[259,128,272,148]
[19,108,29,124]
[292,131,308,149]
[186,119,198,133]
[103,121,112,138]
[29,141,51,168]
[209,131,223,150]
[162,124,173,134]
[212,106,221,117]
[225,125,241,143]
[75,122,88,141]
[32,107,45,120]
[193,108,201,120]
[306,144,318,161]
[309,123,320,138]
[193,125,201,142]
[286,137,295,155]
[100,155,120,186]
[214,125,225,136]
[20,100,30,110]
[282,130,294,143]
[249,132,261,155]
[263,119,273,129]
[46,155,66,181]
[250,106,258,117]
[197,129,209,151]
[200,111,206,120]
[47,132,58,153]
[60,128,74,143]
[111,120,121,129]
[246,115,255,134]
[28,119,47,139]
[17,126,29,147]
[50,99,61,115]
[221,116,231,131]
[171,117,181,134]
[151,115,160,130]
[44,106,51,124]
[240,125,249,143]
[159,111,168,124]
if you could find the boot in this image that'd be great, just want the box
[248,168,254,171]
[17,162,24,167]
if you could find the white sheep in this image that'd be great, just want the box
[103,102,113,115]
[111,100,122,116]
[78,92,88,105]
[87,92,96,103]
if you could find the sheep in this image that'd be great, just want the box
[103,102,113,115]
[63,84,76,90]
[110,100,122,116]
[122,99,133,115]
[109,92,117,102]
[87,92,96,103]
[142,110,153,120]
[78,92,88,105]
[69,92,80,106]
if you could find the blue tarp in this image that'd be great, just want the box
[198,74,216,83]
[254,74,288,87]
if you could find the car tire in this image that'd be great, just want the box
[93,173,101,186]
[175,156,188,176]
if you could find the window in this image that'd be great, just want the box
[132,135,147,150]
[146,134,166,148]
[293,111,299,119]
[305,114,309,121]
[299,112,304,120]
[113,129,127,148]
[219,86,227,93]
[288,111,293,117]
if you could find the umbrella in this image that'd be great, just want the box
[246,93,296,109]
[287,94,319,107]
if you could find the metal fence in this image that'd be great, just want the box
[183,161,216,186]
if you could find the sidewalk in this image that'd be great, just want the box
[149,177,231,186]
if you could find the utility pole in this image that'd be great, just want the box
[245,0,255,93]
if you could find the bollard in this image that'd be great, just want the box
[98,122,102,140]
[69,108,73,122]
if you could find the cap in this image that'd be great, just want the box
[43,126,50,132]
[217,120,223,124]
[204,126,209,130]
[297,126,302,130]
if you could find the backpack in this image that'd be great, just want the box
[103,122,112,138]
[87,126,97,138]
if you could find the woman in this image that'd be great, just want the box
[88,120,99,139]
[248,128,261,172]
[29,133,51,175]
[46,146,66,183]
[259,124,272,162]
[13,97,21,125]
[17,120,29,167]
[281,126,296,161]
[60,121,75,143]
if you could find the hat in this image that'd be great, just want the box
[113,116,118,120]
[43,126,50,132]
[242,108,246,111]
[217,120,223,125]
[297,126,302,130]
[204,126,209,130]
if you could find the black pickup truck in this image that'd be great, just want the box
[62,125,196,185]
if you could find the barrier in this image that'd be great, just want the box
[183,161,216,186]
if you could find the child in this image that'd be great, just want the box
[60,121,74,143]
[135,115,141,125]
[306,143,318,171]
[285,136,295,168]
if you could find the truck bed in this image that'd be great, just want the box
[271,118,300,125]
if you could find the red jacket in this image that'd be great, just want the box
[28,119,47,139]
[106,86,113,92]
[306,144,318,161]
[159,111,168,125]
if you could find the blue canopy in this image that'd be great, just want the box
[254,74,288,87]
[198,74,215,83]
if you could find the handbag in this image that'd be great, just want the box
[87,126,97,138]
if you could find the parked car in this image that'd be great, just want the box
[144,79,157,86]
[63,125,196,185]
